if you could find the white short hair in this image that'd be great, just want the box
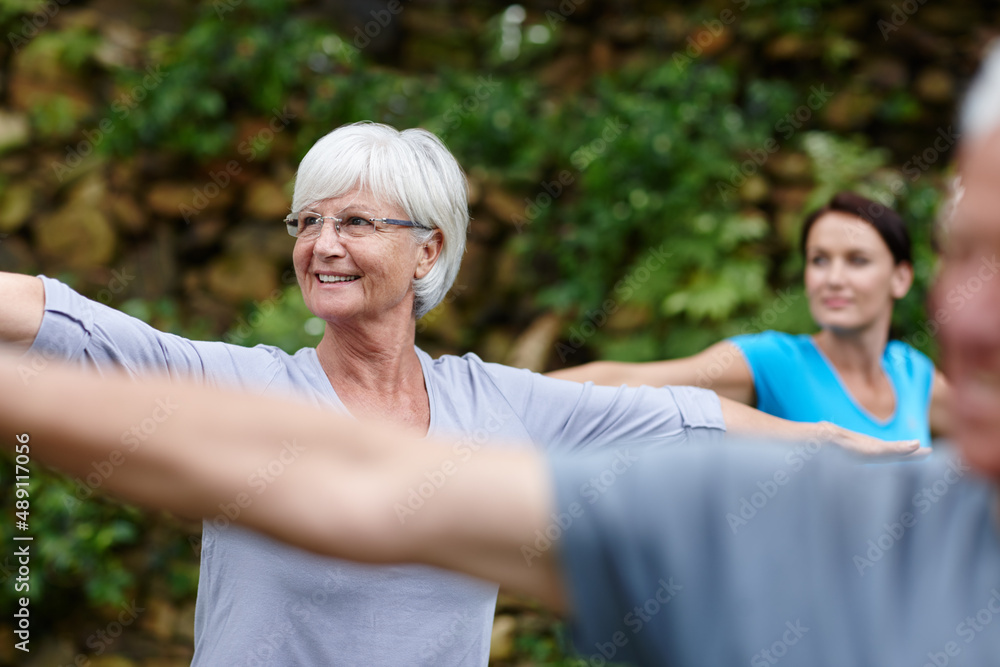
[962,40,1000,140]
[291,122,469,319]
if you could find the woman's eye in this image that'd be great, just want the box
[346,217,372,226]
[809,256,827,265]
[850,256,869,266]
[302,215,321,226]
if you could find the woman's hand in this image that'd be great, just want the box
[718,397,924,457]
[812,421,925,458]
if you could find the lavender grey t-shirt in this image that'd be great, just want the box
[29,276,726,666]
[553,443,1000,666]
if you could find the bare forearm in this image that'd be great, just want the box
[548,343,756,404]
[0,351,564,609]
[0,273,44,350]
[719,396,813,441]
[718,396,920,456]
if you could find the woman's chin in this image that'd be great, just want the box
[812,310,874,335]
[816,318,863,334]
[304,299,360,324]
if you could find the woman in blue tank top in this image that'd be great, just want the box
[551,192,951,447]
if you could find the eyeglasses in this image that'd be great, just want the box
[284,208,430,239]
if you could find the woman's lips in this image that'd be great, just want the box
[315,271,361,286]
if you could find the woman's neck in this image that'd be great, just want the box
[316,313,422,397]
[812,323,890,383]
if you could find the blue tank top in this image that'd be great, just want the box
[728,331,934,447]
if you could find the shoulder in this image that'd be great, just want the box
[727,330,811,363]
[884,339,931,362]
[419,349,529,387]
[195,338,290,363]
[884,340,934,377]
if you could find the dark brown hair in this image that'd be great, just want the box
[799,192,912,265]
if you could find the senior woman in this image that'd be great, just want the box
[0,122,916,665]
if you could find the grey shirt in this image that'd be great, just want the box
[553,442,1000,666]
[30,276,726,666]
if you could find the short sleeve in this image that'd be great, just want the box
[482,360,726,453]
[550,444,997,666]
[28,276,281,390]
[728,331,799,415]
[884,341,935,405]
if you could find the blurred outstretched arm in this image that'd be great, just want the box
[548,341,756,404]
[0,350,565,610]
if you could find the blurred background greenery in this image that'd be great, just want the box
[0,0,995,664]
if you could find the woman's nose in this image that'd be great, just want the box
[312,220,347,256]
[825,258,846,284]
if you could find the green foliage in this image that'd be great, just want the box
[1,456,142,613]
[2,0,956,660]
[222,284,324,353]
[90,1,943,370]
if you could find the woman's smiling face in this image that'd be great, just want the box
[804,211,912,335]
[293,188,440,324]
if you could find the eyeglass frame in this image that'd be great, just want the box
[284,208,431,239]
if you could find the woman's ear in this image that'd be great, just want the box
[414,230,444,280]
[890,261,914,299]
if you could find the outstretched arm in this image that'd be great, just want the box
[0,273,43,350]
[549,341,919,456]
[718,397,921,457]
[547,341,757,404]
[0,351,566,610]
